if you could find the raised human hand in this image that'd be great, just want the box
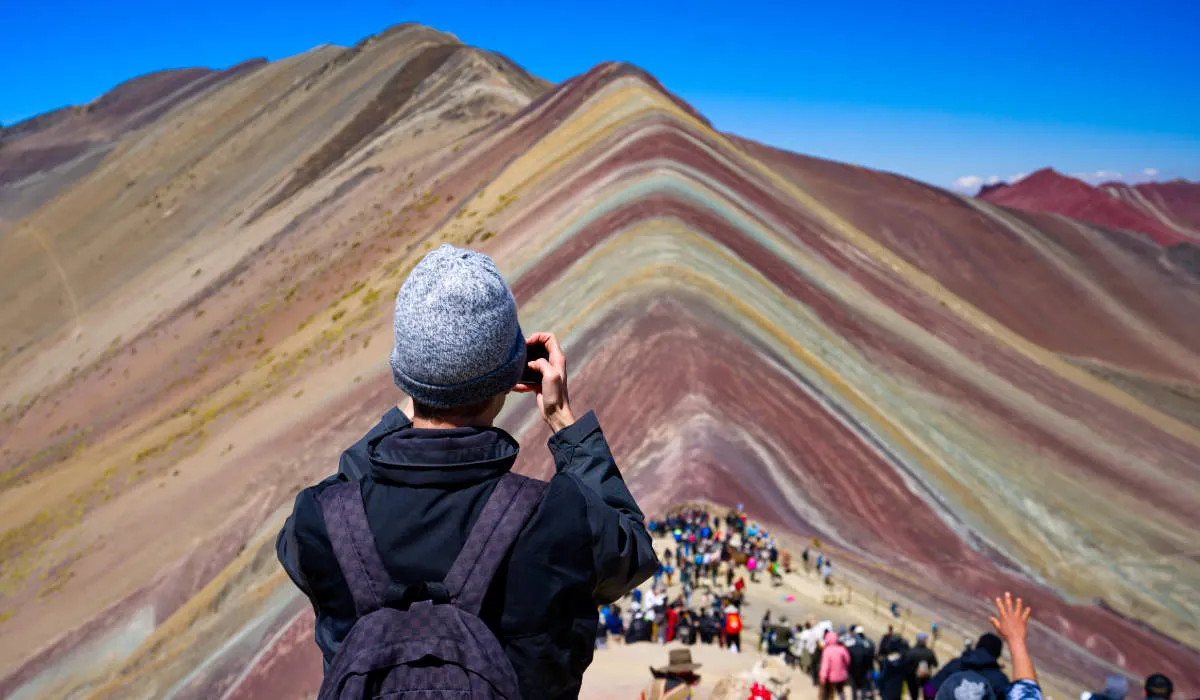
[990,592,1037,683]
[989,591,1031,645]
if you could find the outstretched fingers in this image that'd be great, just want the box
[990,592,1033,640]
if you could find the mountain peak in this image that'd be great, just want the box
[1018,167,1085,189]
[977,181,1009,197]
[978,165,1189,247]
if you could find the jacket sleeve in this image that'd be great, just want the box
[819,646,832,683]
[548,410,658,603]
[276,474,344,598]
[276,494,310,596]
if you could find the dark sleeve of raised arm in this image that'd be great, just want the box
[547,410,658,603]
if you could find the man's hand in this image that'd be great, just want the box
[990,591,1038,683]
[514,332,577,432]
[989,591,1030,645]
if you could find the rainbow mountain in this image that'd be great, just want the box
[1,24,1199,698]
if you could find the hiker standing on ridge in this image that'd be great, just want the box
[878,634,911,700]
[878,625,897,671]
[276,245,658,700]
[820,629,852,700]
[760,609,774,652]
[906,632,939,700]
[847,626,876,700]
[724,603,743,653]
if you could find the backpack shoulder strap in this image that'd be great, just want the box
[443,472,548,616]
[318,480,390,617]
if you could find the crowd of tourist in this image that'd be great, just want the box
[598,508,791,653]
[616,507,1186,700]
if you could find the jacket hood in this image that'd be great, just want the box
[367,422,519,486]
[824,630,840,646]
[961,647,1002,670]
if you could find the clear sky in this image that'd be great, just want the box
[2,0,1197,191]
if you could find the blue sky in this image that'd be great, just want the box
[2,0,1197,190]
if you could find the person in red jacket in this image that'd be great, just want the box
[820,629,852,700]
[724,604,743,653]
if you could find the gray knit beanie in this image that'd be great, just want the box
[389,244,525,408]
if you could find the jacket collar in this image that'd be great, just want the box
[367,421,520,487]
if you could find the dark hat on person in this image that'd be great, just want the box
[1145,673,1174,699]
[935,671,998,700]
[976,632,1004,658]
[654,649,702,674]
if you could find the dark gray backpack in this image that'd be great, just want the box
[317,472,547,699]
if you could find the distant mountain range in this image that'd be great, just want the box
[977,168,1200,274]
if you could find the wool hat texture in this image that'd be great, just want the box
[390,245,525,408]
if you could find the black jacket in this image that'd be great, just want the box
[276,408,658,699]
[930,648,1011,699]
[847,635,876,679]
[878,640,911,700]
[906,643,939,678]
[877,633,899,663]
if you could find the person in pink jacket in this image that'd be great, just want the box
[819,629,852,700]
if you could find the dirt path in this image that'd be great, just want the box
[581,534,852,699]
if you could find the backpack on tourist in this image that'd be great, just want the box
[315,473,546,699]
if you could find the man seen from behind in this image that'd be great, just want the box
[276,245,658,699]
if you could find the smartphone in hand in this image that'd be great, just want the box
[521,341,549,384]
